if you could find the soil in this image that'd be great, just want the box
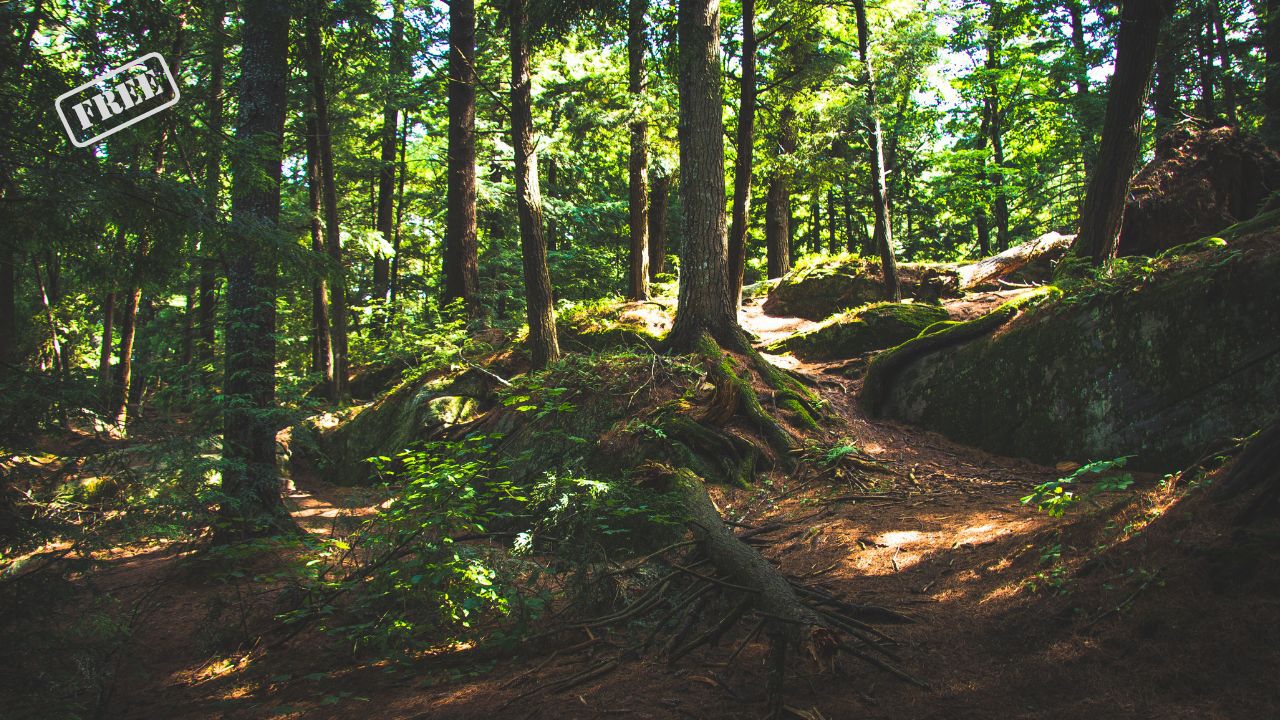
[5,302,1279,720]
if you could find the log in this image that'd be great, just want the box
[953,231,1074,292]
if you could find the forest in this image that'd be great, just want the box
[2,0,1280,717]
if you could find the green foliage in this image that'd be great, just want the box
[1021,456,1136,518]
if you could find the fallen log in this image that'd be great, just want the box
[953,231,1074,293]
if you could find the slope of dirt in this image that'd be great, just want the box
[6,302,1279,720]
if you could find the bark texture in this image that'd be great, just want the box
[445,0,481,317]
[628,0,651,300]
[727,0,756,305]
[853,0,901,302]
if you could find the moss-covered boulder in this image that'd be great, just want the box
[870,236,1280,471]
[767,302,950,361]
[556,298,670,352]
[762,255,955,320]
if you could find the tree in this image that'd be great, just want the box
[445,0,481,317]
[509,0,560,368]
[373,0,406,308]
[853,0,901,302]
[627,0,650,300]
[648,169,671,281]
[667,0,741,350]
[306,101,335,397]
[305,0,348,400]
[219,0,296,539]
[765,103,796,279]
[196,0,225,367]
[727,0,757,305]
[1262,0,1280,142]
[1074,1,1169,265]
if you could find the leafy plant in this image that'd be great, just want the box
[1021,456,1136,518]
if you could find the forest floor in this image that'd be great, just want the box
[5,299,1280,720]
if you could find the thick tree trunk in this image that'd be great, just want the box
[305,0,348,399]
[953,231,1075,291]
[306,108,335,398]
[373,0,405,308]
[668,0,742,350]
[445,0,481,317]
[1068,0,1094,177]
[727,0,756,306]
[765,103,796,279]
[648,171,671,281]
[510,0,560,369]
[1075,1,1167,265]
[854,0,901,302]
[220,0,295,539]
[628,0,651,300]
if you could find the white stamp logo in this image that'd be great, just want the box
[54,52,180,148]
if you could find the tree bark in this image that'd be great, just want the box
[113,286,141,426]
[98,291,114,406]
[649,171,672,280]
[197,0,225,367]
[853,0,901,302]
[727,0,756,305]
[628,0,651,300]
[510,0,560,369]
[445,0,481,317]
[668,0,742,350]
[1153,18,1179,141]
[1209,0,1236,123]
[1263,0,1280,142]
[1074,0,1168,265]
[391,111,409,309]
[220,0,295,539]
[1196,5,1216,118]
[1068,0,1094,176]
[305,0,348,399]
[373,0,405,308]
[765,103,796,279]
[306,106,335,398]
[985,1,1010,252]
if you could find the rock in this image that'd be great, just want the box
[871,232,1280,471]
[767,302,950,361]
[763,256,952,320]
[1119,121,1280,256]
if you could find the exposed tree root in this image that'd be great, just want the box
[1215,421,1280,521]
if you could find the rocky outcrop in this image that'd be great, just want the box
[868,234,1280,471]
[767,302,949,361]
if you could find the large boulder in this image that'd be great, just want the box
[763,257,950,320]
[1119,121,1280,256]
[869,233,1280,471]
[767,302,949,361]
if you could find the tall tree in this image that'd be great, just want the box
[765,103,795,279]
[305,0,348,400]
[853,0,901,302]
[1263,0,1280,142]
[1074,0,1169,265]
[667,0,741,350]
[306,104,335,397]
[373,0,406,307]
[197,0,225,366]
[985,0,1011,252]
[220,0,296,539]
[727,0,757,305]
[627,0,651,300]
[445,0,481,317]
[648,169,672,281]
[509,0,560,368]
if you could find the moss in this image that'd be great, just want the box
[763,256,959,320]
[874,243,1280,471]
[862,287,1062,416]
[557,297,666,352]
[768,302,950,361]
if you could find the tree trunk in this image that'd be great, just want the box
[765,103,795,279]
[1263,0,1280,143]
[98,291,114,406]
[220,0,295,540]
[628,0,651,300]
[372,0,405,309]
[509,0,560,369]
[0,249,13,367]
[391,110,409,309]
[842,187,856,253]
[306,0,348,399]
[197,0,224,367]
[826,188,838,254]
[1074,1,1167,266]
[1208,0,1235,123]
[648,171,671,281]
[1153,19,1179,141]
[986,1,1010,252]
[1068,0,1094,176]
[853,0,901,302]
[668,0,741,350]
[306,106,335,398]
[727,0,756,306]
[808,191,821,254]
[1196,6,1216,118]
[113,287,141,426]
[445,0,481,317]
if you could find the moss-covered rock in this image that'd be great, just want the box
[556,298,669,352]
[767,302,950,361]
[762,255,956,320]
[872,237,1280,471]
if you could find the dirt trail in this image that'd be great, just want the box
[75,304,1278,720]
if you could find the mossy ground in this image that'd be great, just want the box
[768,301,950,361]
